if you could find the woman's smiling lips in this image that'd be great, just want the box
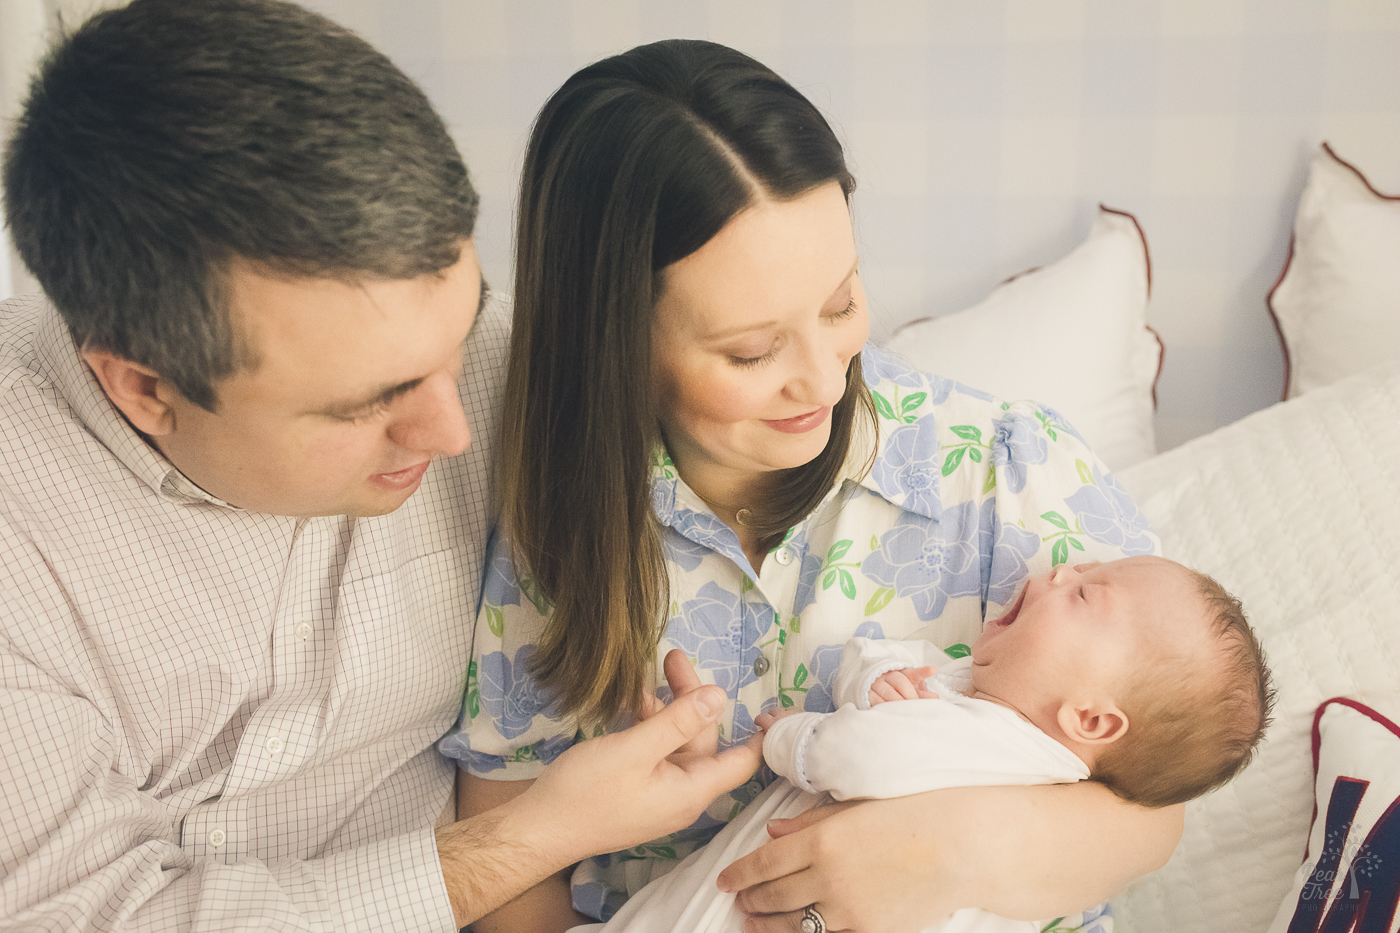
[763,406,831,434]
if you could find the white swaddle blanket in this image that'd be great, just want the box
[569,638,1088,933]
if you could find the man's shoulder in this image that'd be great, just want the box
[0,294,52,397]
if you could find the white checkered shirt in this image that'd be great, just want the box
[0,292,508,932]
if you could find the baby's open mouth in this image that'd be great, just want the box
[991,584,1027,628]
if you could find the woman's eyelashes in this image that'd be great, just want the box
[725,299,860,368]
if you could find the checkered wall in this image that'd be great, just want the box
[4,1,1397,450]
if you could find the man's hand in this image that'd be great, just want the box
[868,665,937,706]
[439,649,762,928]
[715,783,1184,933]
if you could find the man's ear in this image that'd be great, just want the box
[83,349,176,436]
[1057,701,1129,746]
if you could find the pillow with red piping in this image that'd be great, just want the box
[1269,143,1400,400]
[1265,696,1400,933]
[883,206,1161,472]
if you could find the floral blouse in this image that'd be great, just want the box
[438,344,1159,920]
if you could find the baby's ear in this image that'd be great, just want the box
[1057,702,1128,746]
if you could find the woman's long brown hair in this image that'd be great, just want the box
[504,39,874,728]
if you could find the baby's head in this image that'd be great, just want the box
[970,556,1274,808]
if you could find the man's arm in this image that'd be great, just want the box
[717,781,1182,933]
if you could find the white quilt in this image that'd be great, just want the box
[1111,362,1400,932]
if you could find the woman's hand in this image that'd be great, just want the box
[716,782,1183,933]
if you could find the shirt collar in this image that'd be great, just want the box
[36,304,239,509]
[649,344,942,552]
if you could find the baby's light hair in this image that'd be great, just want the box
[1092,569,1275,809]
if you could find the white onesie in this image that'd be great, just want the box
[568,637,1090,933]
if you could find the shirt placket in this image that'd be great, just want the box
[180,515,347,863]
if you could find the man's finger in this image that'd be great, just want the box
[663,648,703,698]
[621,682,726,759]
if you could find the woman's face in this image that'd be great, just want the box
[651,181,869,499]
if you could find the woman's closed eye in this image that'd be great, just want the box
[728,344,779,368]
[824,297,858,322]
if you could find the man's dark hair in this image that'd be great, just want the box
[3,0,478,410]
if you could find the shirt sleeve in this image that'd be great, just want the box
[0,587,458,933]
[762,698,1090,801]
[437,528,580,780]
[976,396,1162,620]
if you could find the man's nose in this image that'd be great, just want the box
[388,371,471,457]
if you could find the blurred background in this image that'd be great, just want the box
[3,0,1398,450]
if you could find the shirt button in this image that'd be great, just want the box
[294,621,313,641]
[752,655,771,676]
[265,735,284,756]
[774,548,794,566]
[207,828,226,848]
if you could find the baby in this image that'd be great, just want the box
[571,555,1274,933]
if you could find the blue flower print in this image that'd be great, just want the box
[871,417,943,519]
[436,730,507,775]
[1064,463,1155,556]
[991,412,1049,493]
[533,733,574,765]
[670,508,750,575]
[730,701,760,747]
[668,581,775,696]
[976,498,1041,609]
[481,534,522,609]
[951,379,995,402]
[478,645,557,740]
[860,501,982,621]
[853,621,884,640]
[573,881,629,923]
[1068,902,1114,933]
[663,526,711,573]
[861,343,925,388]
[1040,404,1087,445]
[787,528,827,618]
[802,642,845,712]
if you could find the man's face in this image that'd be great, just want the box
[153,241,483,517]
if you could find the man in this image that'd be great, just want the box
[0,1,758,929]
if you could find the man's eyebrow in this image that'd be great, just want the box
[315,377,426,419]
[316,277,489,420]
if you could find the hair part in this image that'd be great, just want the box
[504,39,874,727]
[3,0,478,410]
[1093,569,1275,808]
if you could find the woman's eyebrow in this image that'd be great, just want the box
[702,259,860,341]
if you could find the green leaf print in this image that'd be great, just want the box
[1040,511,1071,531]
[485,605,504,638]
[790,616,802,633]
[900,392,927,415]
[1051,538,1069,566]
[1069,537,1085,551]
[780,693,795,708]
[864,586,895,616]
[794,663,808,688]
[741,575,756,594]
[871,534,879,551]
[950,424,982,442]
[873,391,897,421]
[944,643,971,659]
[968,446,982,463]
[983,465,997,493]
[826,539,853,563]
[942,446,966,476]
[822,568,839,590]
[1075,458,1095,486]
[838,568,856,600]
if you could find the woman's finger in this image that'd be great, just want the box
[741,902,845,933]
[732,867,825,919]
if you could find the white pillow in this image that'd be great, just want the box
[1266,696,1400,932]
[1269,143,1400,399]
[883,207,1161,472]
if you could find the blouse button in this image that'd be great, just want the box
[774,548,794,566]
[265,735,284,756]
[752,655,771,676]
[207,828,226,848]
[294,621,313,641]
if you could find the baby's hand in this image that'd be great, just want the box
[754,707,797,731]
[868,665,938,706]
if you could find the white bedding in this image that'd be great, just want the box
[1112,361,1400,932]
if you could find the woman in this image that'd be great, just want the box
[441,39,1176,933]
